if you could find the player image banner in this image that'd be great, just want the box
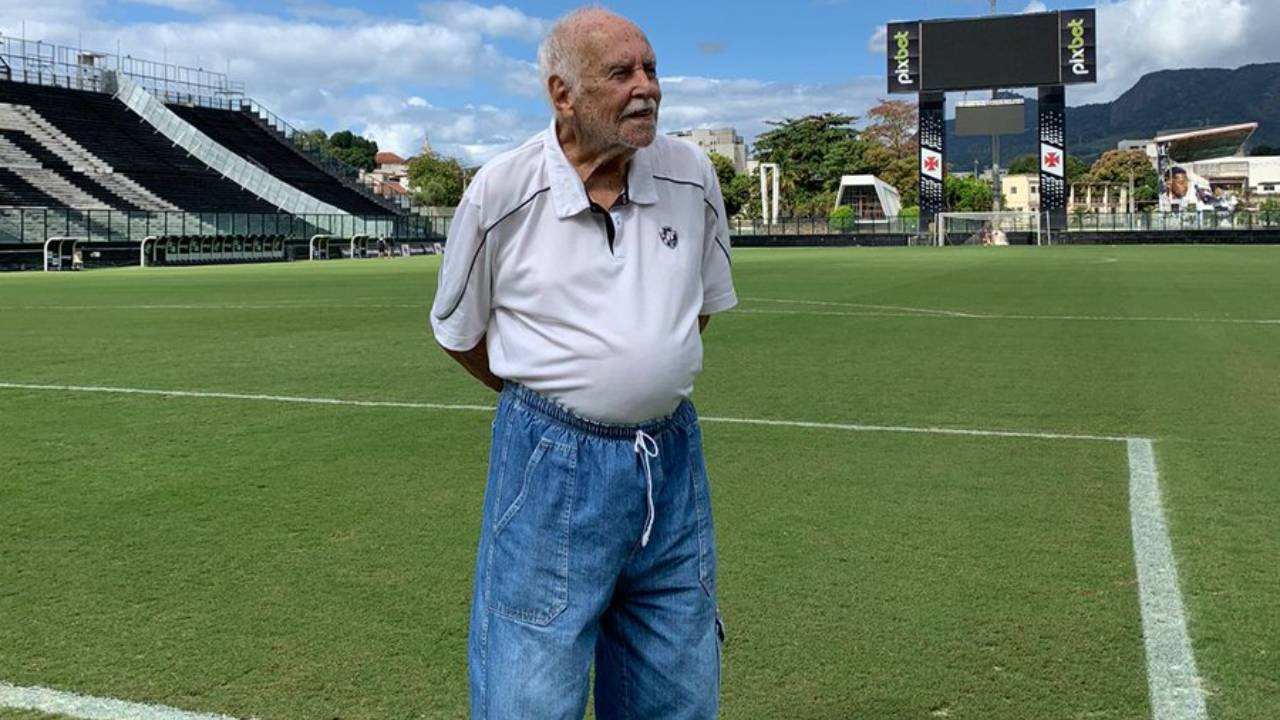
[886,21,921,94]
[1059,8,1096,84]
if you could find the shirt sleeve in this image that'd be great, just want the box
[700,158,738,315]
[430,192,491,351]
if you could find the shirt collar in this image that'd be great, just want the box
[543,116,659,219]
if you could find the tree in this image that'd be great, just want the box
[1088,149,1158,207]
[829,205,855,232]
[1065,155,1090,184]
[862,100,918,211]
[708,152,737,190]
[408,152,467,207]
[723,174,752,219]
[324,130,379,172]
[708,151,749,218]
[863,100,916,157]
[1007,154,1039,175]
[1261,198,1280,226]
[294,129,328,154]
[752,113,869,215]
[944,175,993,211]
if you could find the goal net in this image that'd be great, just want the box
[934,211,1042,247]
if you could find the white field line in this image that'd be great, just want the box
[1127,439,1210,720]
[0,382,495,413]
[0,382,1129,443]
[0,302,423,311]
[0,681,249,720]
[739,297,1280,326]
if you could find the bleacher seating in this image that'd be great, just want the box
[0,129,144,211]
[169,104,396,215]
[0,81,278,213]
[0,167,62,207]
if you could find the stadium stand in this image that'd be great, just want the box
[169,104,398,215]
[0,81,277,213]
[0,166,64,207]
[0,36,443,267]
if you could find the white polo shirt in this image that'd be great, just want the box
[430,118,737,424]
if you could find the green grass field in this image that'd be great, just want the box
[1,246,1277,719]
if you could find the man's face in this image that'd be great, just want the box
[571,20,661,150]
[1169,172,1189,198]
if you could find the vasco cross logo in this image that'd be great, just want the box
[659,226,678,249]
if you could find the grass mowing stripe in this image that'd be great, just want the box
[0,682,245,720]
[1127,439,1210,720]
[0,382,1131,443]
[741,297,1280,325]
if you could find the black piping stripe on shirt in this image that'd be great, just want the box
[653,175,732,268]
[433,186,551,322]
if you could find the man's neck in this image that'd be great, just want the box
[557,118,634,197]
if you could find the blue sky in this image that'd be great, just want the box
[2,0,1275,163]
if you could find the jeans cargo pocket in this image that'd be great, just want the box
[488,430,577,626]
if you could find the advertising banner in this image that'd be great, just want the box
[1060,9,1096,85]
[886,22,921,94]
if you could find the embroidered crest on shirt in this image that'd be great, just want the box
[659,226,678,249]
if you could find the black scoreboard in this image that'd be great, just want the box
[887,9,1095,94]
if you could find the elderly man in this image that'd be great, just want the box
[429,7,736,719]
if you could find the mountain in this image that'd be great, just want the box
[945,63,1280,170]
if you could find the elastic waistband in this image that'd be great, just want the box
[501,382,697,440]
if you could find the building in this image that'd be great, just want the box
[669,128,747,173]
[360,151,412,205]
[1001,173,1040,212]
[832,175,901,218]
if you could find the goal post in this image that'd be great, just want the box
[934,211,1042,247]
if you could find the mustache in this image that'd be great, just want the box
[620,98,658,118]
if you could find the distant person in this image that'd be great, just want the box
[430,7,735,719]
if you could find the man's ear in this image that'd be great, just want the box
[549,76,573,117]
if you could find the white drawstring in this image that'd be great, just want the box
[634,429,659,547]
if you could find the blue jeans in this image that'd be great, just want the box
[469,383,724,719]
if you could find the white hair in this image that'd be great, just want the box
[537,6,610,99]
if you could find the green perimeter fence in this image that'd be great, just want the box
[5,208,1280,245]
[0,209,445,245]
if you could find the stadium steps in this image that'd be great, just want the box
[0,167,65,207]
[0,137,112,209]
[170,103,399,216]
[0,130,147,212]
[0,101,181,212]
[0,81,279,213]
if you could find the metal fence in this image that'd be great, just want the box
[729,216,922,236]
[1066,211,1280,232]
[0,209,444,244]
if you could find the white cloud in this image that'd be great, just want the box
[420,2,548,41]
[1019,1,1049,13]
[1,0,1276,167]
[866,25,886,54]
[659,75,884,147]
[1074,0,1275,104]
[123,0,231,15]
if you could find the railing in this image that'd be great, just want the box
[239,99,401,214]
[116,76,344,215]
[0,33,242,105]
[0,209,444,245]
[729,216,921,236]
[1067,211,1280,232]
[0,33,395,214]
